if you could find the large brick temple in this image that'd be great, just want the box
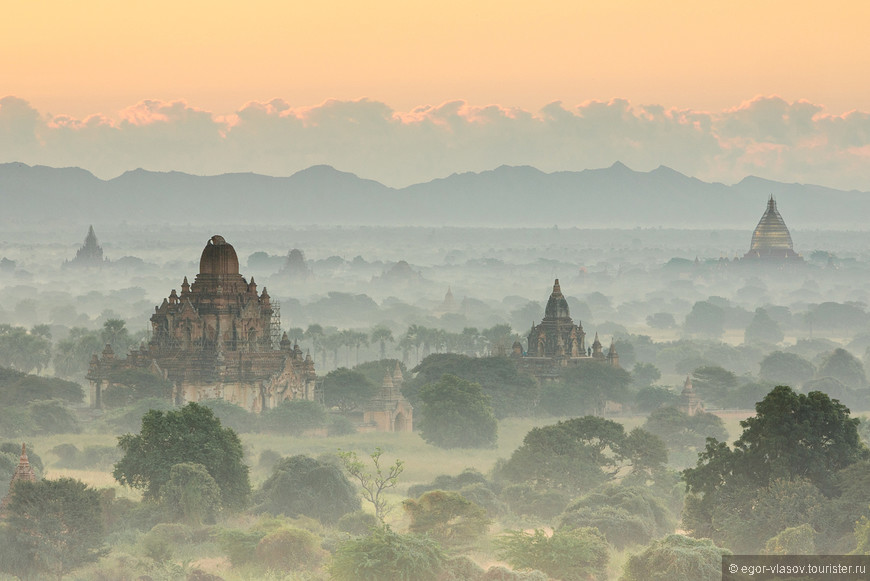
[87,235,316,412]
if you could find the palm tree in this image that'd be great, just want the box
[370,326,394,360]
[304,324,324,363]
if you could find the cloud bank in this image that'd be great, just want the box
[1,95,869,190]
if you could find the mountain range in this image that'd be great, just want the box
[1,162,867,229]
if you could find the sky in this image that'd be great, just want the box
[1,1,869,189]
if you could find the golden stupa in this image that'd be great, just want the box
[744,196,802,260]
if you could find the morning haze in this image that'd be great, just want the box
[2,1,870,580]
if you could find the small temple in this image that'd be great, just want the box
[514,279,620,381]
[87,235,316,412]
[362,363,413,432]
[0,443,37,514]
[64,225,107,267]
[680,375,704,416]
[743,196,802,261]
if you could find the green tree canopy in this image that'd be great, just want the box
[540,363,632,417]
[683,386,868,542]
[759,351,815,389]
[818,348,867,389]
[254,454,360,525]
[684,301,725,338]
[322,367,379,414]
[259,399,328,435]
[691,365,739,407]
[160,462,223,525]
[101,368,173,408]
[497,416,666,493]
[417,374,498,449]
[113,402,250,511]
[643,406,727,466]
[744,307,784,345]
[0,477,104,581]
[408,354,538,419]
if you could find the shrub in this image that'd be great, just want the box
[329,526,445,581]
[254,455,359,524]
[496,528,609,581]
[255,527,326,572]
[336,511,380,535]
[217,528,265,567]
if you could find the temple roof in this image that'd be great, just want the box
[749,196,794,252]
[543,279,571,320]
[199,235,240,275]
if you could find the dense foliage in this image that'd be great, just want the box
[255,454,360,524]
[113,402,251,510]
[417,374,498,449]
[0,477,104,581]
[329,526,445,581]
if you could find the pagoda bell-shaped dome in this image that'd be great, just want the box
[544,279,571,320]
[199,235,240,275]
[749,196,794,252]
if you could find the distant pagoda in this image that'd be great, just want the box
[0,443,37,514]
[65,225,106,267]
[743,196,802,261]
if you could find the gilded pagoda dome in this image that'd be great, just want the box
[199,235,240,275]
[544,279,571,320]
[749,196,793,251]
[744,197,801,260]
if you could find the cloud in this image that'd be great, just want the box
[0,95,869,191]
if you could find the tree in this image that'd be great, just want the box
[329,526,445,581]
[691,365,739,407]
[540,362,631,417]
[631,362,661,388]
[322,367,379,414]
[744,307,784,345]
[101,368,173,408]
[619,534,730,581]
[759,351,815,389]
[634,386,682,412]
[684,301,725,337]
[497,417,666,493]
[683,386,868,539]
[338,447,404,521]
[101,318,132,354]
[371,326,394,360]
[160,462,223,525]
[818,348,867,389]
[113,402,250,511]
[0,326,51,374]
[0,477,104,581]
[408,354,538,419]
[642,406,727,460]
[646,312,676,329]
[254,455,359,524]
[417,374,498,449]
[259,399,327,435]
[496,527,609,581]
[559,485,675,550]
[403,490,490,548]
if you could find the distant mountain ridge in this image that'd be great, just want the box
[1,161,867,229]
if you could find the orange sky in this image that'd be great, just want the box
[3,0,869,117]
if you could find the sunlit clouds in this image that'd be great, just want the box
[1,95,869,191]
